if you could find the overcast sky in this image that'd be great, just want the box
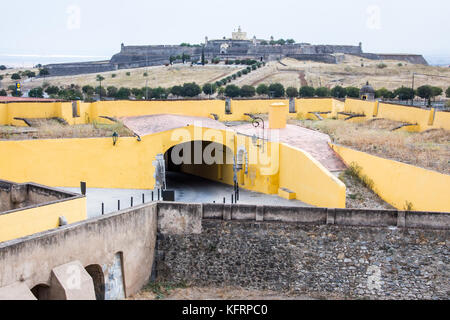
[1,0,449,65]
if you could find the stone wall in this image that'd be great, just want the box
[155,203,450,300]
[0,202,157,298]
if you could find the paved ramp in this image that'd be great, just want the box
[234,124,347,172]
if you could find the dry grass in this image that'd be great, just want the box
[237,56,450,92]
[0,119,133,140]
[291,119,450,174]
[2,64,244,91]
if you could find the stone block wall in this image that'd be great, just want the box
[155,203,449,300]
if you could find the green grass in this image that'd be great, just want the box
[142,281,188,300]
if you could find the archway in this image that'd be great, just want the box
[85,264,105,300]
[31,284,50,300]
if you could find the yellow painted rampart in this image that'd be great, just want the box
[377,102,432,131]
[331,144,450,212]
[0,125,345,208]
[0,196,86,243]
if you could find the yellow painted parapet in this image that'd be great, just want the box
[0,196,86,243]
[279,143,346,208]
[331,143,450,212]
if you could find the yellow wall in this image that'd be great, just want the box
[0,197,87,243]
[295,98,334,119]
[344,99,377,117]
[0,125,344,208]
[331,144,450,212]
[377,102,432,131]
[433,111,450,131]
[1,99,449,133]
[279,143,346,208]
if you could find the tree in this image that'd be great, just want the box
[23,70,36,79]
[0,65,6,70]
[260,40,268,45]
[201,47,205,66]
[256,84,269,96]
[286,87,299,98]
[224,85,240,98]
[331,86,347,98]
[276,39,286,45]
[0,75,3,81]
[96,75,105,100]
[45,86,60,96]
[11,73,21,80]
[0,89,6,96]
[375,88,393,99]
[286,39,295,44]
[151,87,167,99]
[82,85,95,96]
[431,86,443,99]
[268,83,285,98]
[170,85,183,97]
[315,87,331,97]
[58,88,82,100]
[95,86,106,98]
[394,86,415,101]
[446,87,450,98]
[131,88,143,98]
[416,85,433,105]
[202,83,216,96]
[299,86,315,98]
[345,87,360,98]
[39,68,50,77]
[28,87,44,98]
[181,82,201,97]
[240,85,256,98]
[107,86,118,98]
[116,87,131,100]
[169,56,176,65]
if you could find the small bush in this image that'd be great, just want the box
[377,63,387,69]
[346,162,374,190]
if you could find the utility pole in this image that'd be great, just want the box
[411,72,415,106]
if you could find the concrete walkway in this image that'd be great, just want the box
[60,172,310,218]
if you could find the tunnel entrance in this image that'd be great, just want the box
[31,284,51,300]
[162,141,236,203]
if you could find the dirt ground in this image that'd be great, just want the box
[129,285,331,300]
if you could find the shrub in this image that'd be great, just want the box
[286,87,298,98]
[377,63,387,69]
[446,86,450,98]
[131,88,143,98]
[0,65,6,70]
[82,85,95,96]
[299,86,315,98]
[268,83,285,98]
[237,71,242,77]
[112,73,117,78]
[0,89,7,96]
[240,85,256,97]
[224,85,240,98]
[242,69,249,75]
[251,64,257,70]
[344,87,360,98]
[11,73,21,80]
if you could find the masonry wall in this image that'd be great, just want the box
[0,203,157,298]
[155,203,450,300]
